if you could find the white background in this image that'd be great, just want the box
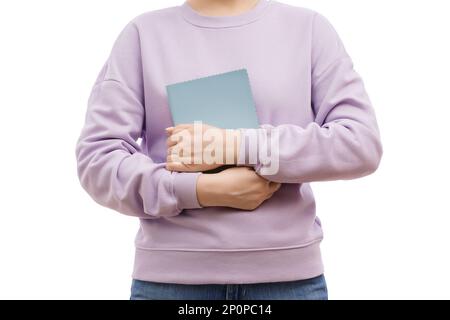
[0,0,449,300]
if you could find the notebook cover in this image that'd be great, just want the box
[166,69,259,129]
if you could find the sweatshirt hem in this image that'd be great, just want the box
[134,238,322,252]
[132,241,323,284]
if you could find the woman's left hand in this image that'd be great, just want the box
[165,123,241,172]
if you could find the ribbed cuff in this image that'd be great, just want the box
[173,172,202,210]
[238,126,278,174]
[237,128,264,171]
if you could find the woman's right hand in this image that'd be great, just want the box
[196,167,281,211]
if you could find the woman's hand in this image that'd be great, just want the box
[196,167,281,211]
[166,123,240,172]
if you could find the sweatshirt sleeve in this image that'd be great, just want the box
[238,13,383,183]
[75,21,202,219]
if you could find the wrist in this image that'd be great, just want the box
[223,129,241,165]
[196,173,223,207]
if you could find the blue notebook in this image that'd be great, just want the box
[166,69,259,129]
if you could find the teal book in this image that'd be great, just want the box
[166,69,259,129]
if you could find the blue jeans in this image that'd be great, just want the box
[130,274,328,300]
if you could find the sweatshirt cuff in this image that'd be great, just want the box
[173,172,203,210]
[236,128,263,172]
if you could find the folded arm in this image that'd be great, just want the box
[167,13,382,183]
[75,22,201,219]
[239,13,383,183]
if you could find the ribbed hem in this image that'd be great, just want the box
[172,172,202,210]
[132,242,324,284]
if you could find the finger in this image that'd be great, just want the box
[175,123,193,128]
[268,182,282,193]
[166,153,180,163]
[170,129,192,140]
[265,192,275,200]
[165,127,175,135]
[265,186,281,200]
[167,145,182,156]
[166,136,179,148]
[166,126,192,140]
[166,162,202,172]
[167,152,188,163]
[172,124,193,135]
[168,145,195,159]
[166,162,187,172]
[167,127,186,140]
[167,153,194,164]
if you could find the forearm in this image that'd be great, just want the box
[77,79,202,219]
[195,167,281,210]
[196,174,222,207]
[77,140,201,219]
[238,120,382,184]
[238,52,382,183]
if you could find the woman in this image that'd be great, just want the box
[76,0,382,300]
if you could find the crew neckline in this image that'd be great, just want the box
[180,0,273,28]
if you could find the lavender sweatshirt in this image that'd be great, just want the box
[76,0,382,284]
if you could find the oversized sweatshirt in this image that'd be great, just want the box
[75,0,382,284]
